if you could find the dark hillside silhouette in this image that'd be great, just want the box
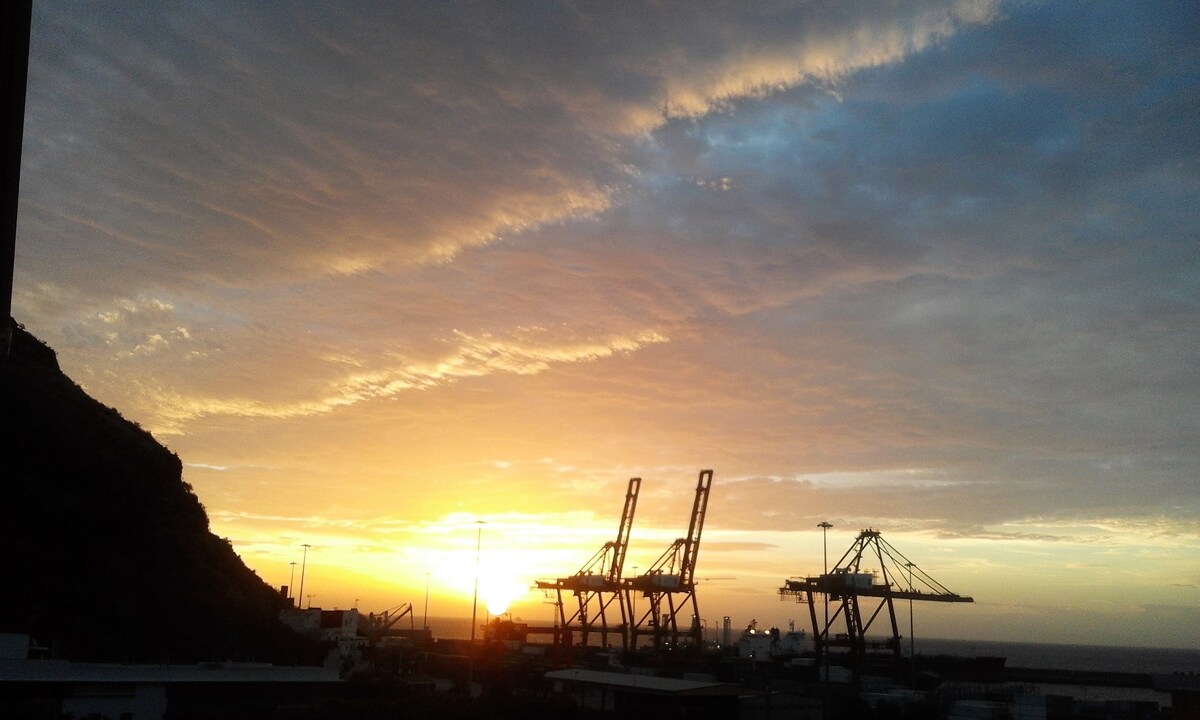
[0,320,322,663]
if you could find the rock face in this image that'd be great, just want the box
[0,320,319,663]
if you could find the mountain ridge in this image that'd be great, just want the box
[1,319,321,663]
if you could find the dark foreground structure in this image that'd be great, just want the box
[6,627,1195,720]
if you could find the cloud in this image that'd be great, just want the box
[701,541,780,553]
[19,1,1005,296]
[92,319,669,433]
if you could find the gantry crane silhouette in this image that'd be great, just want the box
[365,602,415,641]
[626,469,713,649]
[779,528,972,660]
[536,477,641,649]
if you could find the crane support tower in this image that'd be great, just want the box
[536,477,641,649]
[779,528,972,660]
[626,469,713,649]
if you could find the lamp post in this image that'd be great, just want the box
[298,543,311,610]
[818,521,832,684]
[631,565,639,621]
[906,561,916,688]
[470,520,486,642]
[818,521,831,572]
[424,572,430,630]
[288,562,297,604]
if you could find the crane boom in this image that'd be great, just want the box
[679,469,712,586]
[627,469,715,649]
[607,477,640,582]
[533,477,643,650]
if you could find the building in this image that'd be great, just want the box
[0,635,341,720]
[545,667,821,719]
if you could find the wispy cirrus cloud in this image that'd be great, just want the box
[114,326,668,433]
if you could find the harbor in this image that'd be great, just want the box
[248,472,1197,719]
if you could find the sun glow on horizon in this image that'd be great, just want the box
[206,509,616,614]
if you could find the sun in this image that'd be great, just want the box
[417,521,554,618]
[486,596,510,616]
[481,573,527,618]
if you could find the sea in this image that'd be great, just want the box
[426,615,1200,675]
[911,637,1200,676]
[909,637,1200,708]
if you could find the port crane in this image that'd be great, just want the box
[536,477,641,649]
[365,602,415,640]
[626,469,713,649]
[779,528,972,660]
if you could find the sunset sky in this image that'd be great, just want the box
[13,1,1199,648]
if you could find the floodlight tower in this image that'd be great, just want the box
[626,469,713,649]
[536,477,641,649]
[779,528,972,661]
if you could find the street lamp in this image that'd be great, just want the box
[298,543,311,609]
[631,565,639,621]
[470,520,486,642]
[818,521,832,684]
[818,522,832,574]
[906,561,916,687]
[424,572,431,630]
